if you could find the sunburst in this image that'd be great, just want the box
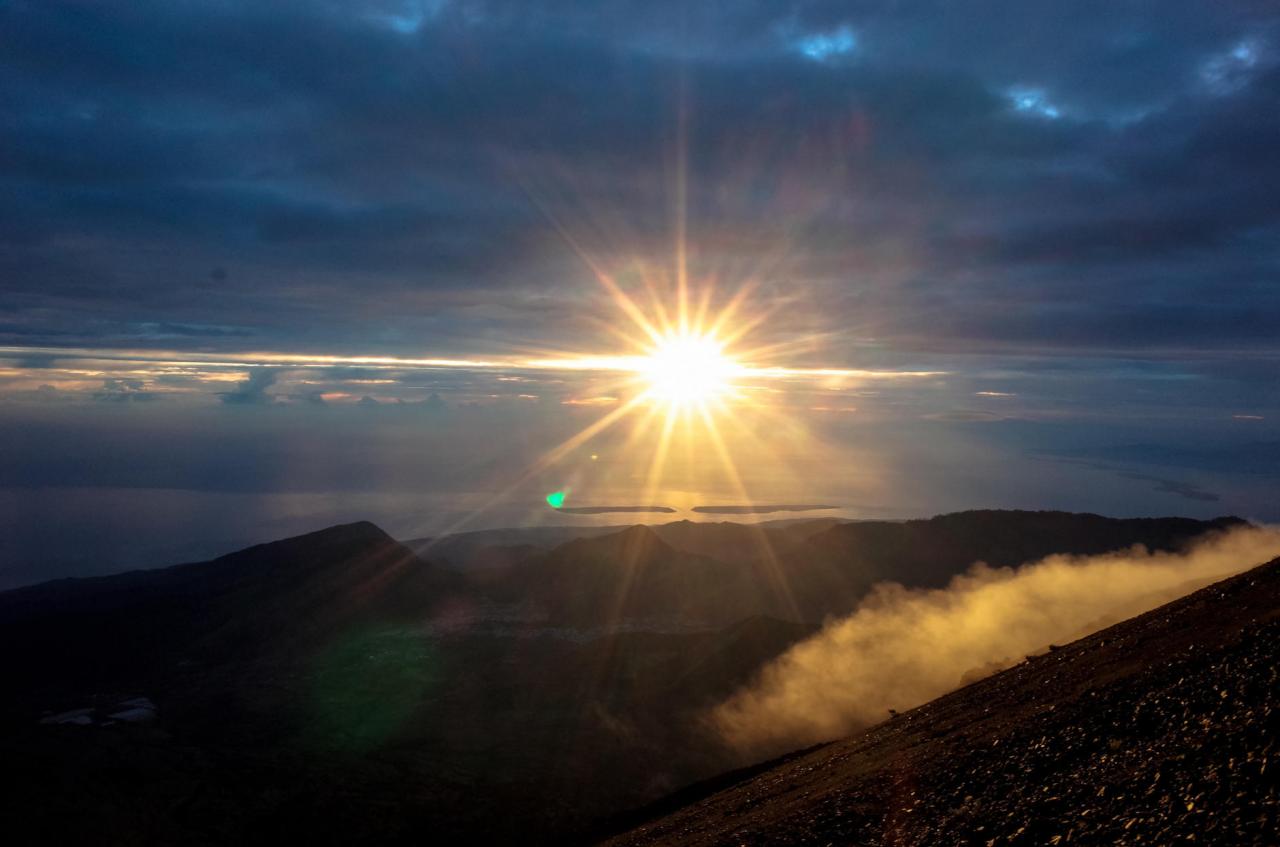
[636,330,742,410]
[393,131,944,543]
[549,264,788,507]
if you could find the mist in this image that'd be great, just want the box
[712,523,1280,758]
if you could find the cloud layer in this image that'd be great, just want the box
[2,1,1279,360]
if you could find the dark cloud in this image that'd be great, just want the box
[1127,473,1220,504]
[1051,457,1221,504]
[1056,442,1280,478]
[1,1,1276,359]
[219,369,279,405]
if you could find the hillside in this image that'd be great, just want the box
[0,522,457,713]
[0,521,820,844]
[509,526,768,626]
[493,511,1246,627]
[600,556,1280,846]
[0,511,1265,845]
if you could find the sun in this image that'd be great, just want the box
[639,331,740,409]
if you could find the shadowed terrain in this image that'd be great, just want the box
[0,510,1263,844]
[601,557,1280,846]
[440,511,1247,627]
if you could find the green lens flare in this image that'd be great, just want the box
[304,625,439,752]
[546,491,566,509]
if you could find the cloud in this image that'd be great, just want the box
[93,378,157,403]
[1051,443,1280,478]
[1,0,1277,367]
[712,523,1280,759]
[794,26,857,62]
[219,369,279,405]
[1048,458,1220,504]
[1199,38,1268,95]
[921,409,1008,422]
[1006,86,1061,119]
[1116,470,1219,503]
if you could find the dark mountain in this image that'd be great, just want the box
[563,615,818,717]
[0,520,434,627]
[404,524,624,569]
[655,616,818,707]
[498,511,1245,627]
[407,511,1244,630]
[501,525,771,626]
[649,519,840,566]
[599,555,1280,847]
[407,518,839,574]
[0,522,459,715]
[777,510,1246,620]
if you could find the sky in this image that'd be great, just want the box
[2,1,1279,586]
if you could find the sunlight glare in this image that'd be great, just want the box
[640,332,739,409]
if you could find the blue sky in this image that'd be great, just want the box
[1,1,1278,585]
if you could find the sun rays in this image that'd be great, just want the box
[0,271,941,526]
[524,261,825,519]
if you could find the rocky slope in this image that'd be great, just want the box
[600,556,1280,846]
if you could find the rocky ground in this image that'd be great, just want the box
[601,557,1280,846]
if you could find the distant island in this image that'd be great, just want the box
[556,505,678,514]
[692,504,838,514]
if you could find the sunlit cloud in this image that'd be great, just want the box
[562,396,620,407]
[366,0,448,34]
[1200,38,1266,95]
[0,345,942,394]
[795,25,857,62]
[1006,86,1061,119]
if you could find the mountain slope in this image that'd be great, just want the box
[404,524,624,569]
[779,510,1246,619]
[0,522,822,845]
[501,511,1246,628]
[600,555,1280,846]
[0,522,454,712]
[649,519,841,566]
[508,525,775,626]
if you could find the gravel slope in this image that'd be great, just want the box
[602,557,1280,846]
